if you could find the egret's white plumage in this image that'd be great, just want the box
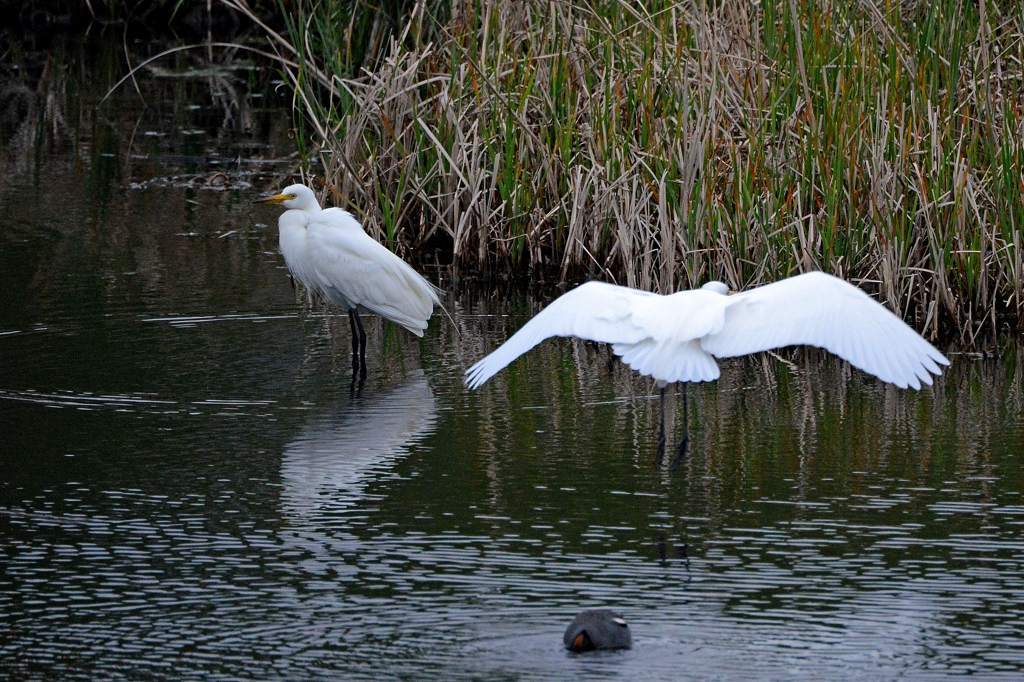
[259,183,441,337]
[307,208,440,336]
[466,272,949,390]
[277,208,320,298]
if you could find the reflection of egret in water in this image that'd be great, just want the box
[280,372,438,521]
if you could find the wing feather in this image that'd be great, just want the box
[700,272,949,389]
[307,210,440,336]
[465,282,655,389]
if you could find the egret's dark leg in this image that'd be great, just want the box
[349,368,365,397]
[348,309,360,371]
[353,309,368,378]
[655,385,667,466]
[670,386,690,471]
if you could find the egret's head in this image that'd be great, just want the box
[701,281,730,295]
[257,183,320,212]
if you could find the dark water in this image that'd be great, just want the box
[3,32,1024,681]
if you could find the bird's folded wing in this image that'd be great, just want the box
[700,272,949,389]
[308,215,440,335]
[465,282,655,389]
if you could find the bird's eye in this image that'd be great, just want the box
[612,618,627,626]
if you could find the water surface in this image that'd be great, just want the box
[2,31,1024,680]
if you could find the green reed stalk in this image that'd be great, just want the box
[233,0,1024,345]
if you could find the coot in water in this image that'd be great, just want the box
[563,609,632,652]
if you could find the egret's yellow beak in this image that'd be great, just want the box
[256,192,295,204]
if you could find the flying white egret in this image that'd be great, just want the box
[258,183,442,375]
[465,272,949,465]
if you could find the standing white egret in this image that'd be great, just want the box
[258,183,442,375]
[465,272,949,465]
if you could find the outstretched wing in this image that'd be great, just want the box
[700,272,949,389]
[465,282,657,389]
[308,210,440,336]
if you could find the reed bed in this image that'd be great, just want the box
[226,0,1024,344]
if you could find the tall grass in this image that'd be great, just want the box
[228,0,1024,344]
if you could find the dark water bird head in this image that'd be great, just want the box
[563,609,632,652]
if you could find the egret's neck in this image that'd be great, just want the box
[279,209,312,232]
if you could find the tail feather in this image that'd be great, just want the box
[612,339,720,383]
[366,262,441,335]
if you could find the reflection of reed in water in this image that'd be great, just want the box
[0,32,301,325]
[279,372,438,520]
[456,296,1024,525]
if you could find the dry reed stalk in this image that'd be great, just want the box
[229,0,1024,345]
